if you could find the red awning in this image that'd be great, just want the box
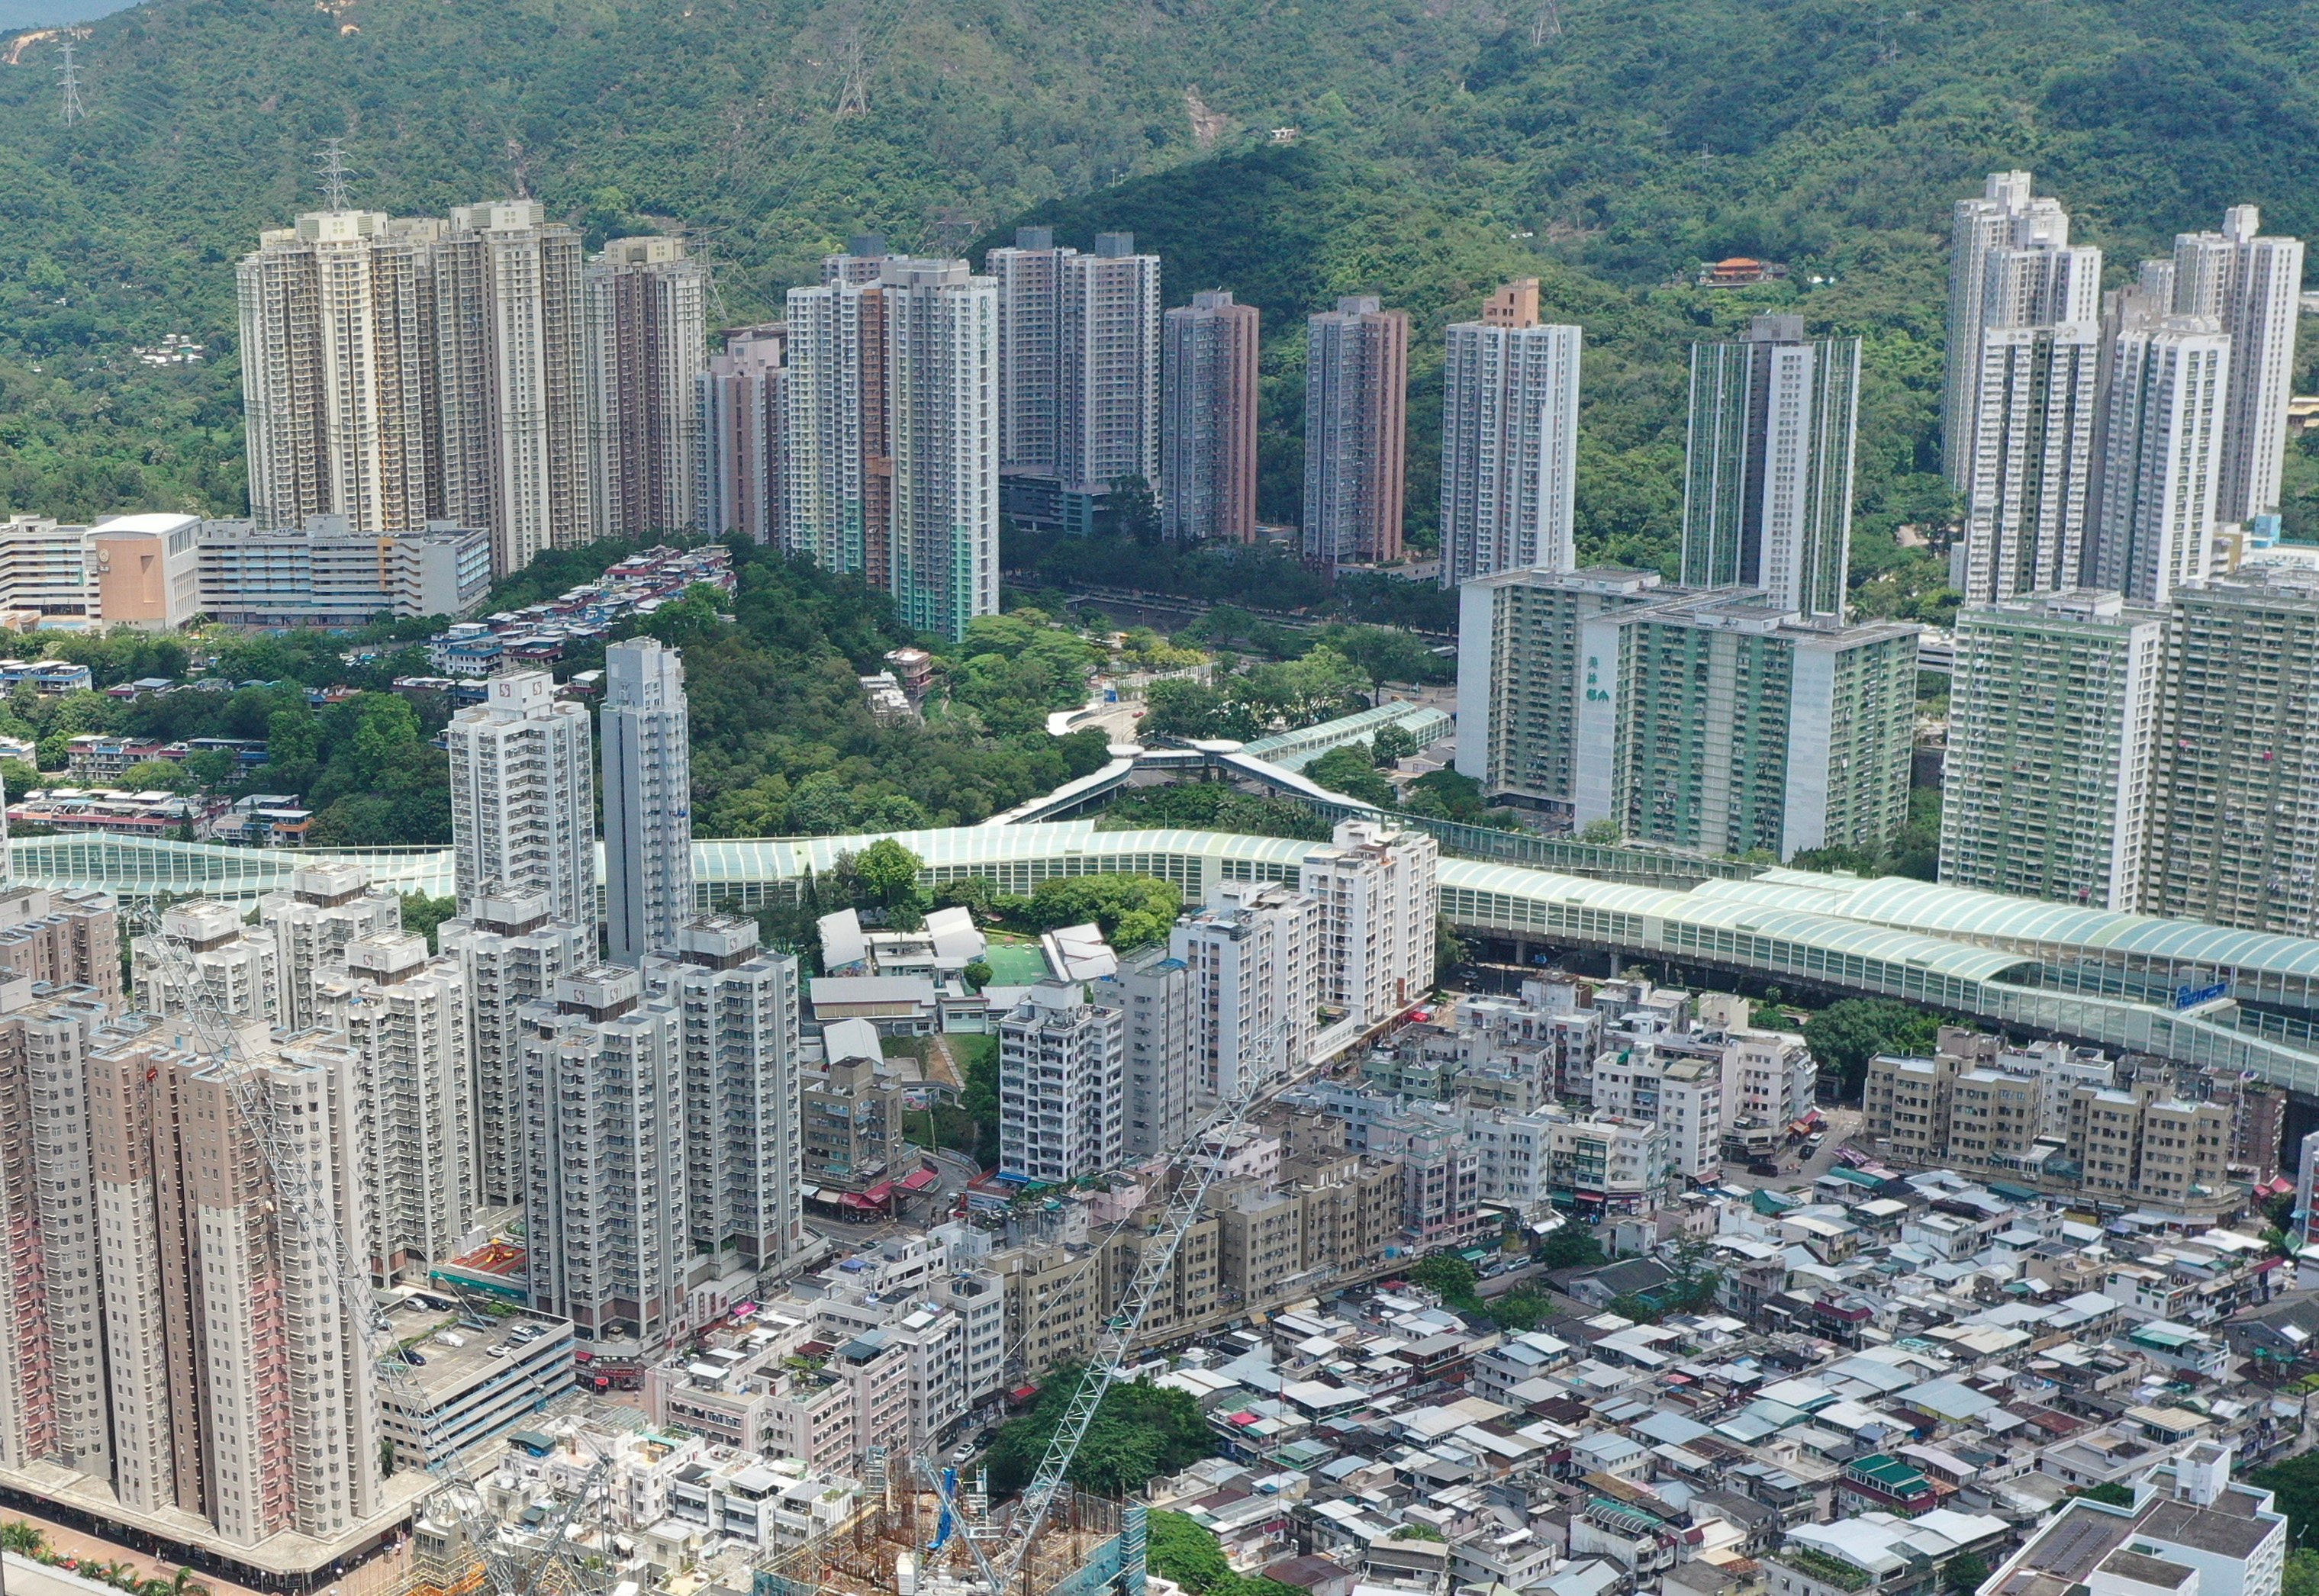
[862,1179,897,1203]
[900,1166,939,1192]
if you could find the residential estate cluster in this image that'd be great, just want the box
[2,153,2319,1596]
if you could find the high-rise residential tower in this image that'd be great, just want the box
[2085,301,2229,604]
[435,201,591,574]
[519,965,688,1344]
[1303,295,1409,566]
[81,1022,385,1549]
[1099,948,1197,1160]
[1453,565,1670,820]
[315,933,475,1281]
[1299,819,1438,1027]
[1959,322,2102,603]
[2169,205,2306,524]
[697,321,787,543]
[2146,567,2319,936]
[989,228,1068,481]
[585,235,710,537]
[259,863,402,1031]
[658,916,804,1272]
[1944,170,2074,490]
[130,899,279,1024]
[882,256,1000,641]
[784,255,891,584]
[1681,314,1860,620]
[1573,594,1918,861]
[438,893,591,1211]
[1954,194,2103,604]
[998,979,1125,1183]
[237,210,442,537]
[238,201,589,577]
[445,670,595,925]
[1059,233,1161,499]
[1160,289,1260,542]
[1171,882,1322,1099]
[1438,278,1583,586]
[1939,590,2169,911]
[987,228,1161,533]
[601,636,694,964]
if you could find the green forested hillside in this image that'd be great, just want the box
[4,0,2319,592]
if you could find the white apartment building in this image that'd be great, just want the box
[601,637,694,963]
[586,235,710,539]
[1300,819,1439,1028]
[259,861,403,1030]
[1941,589,2169,910]
[1716,1026,1818,1130]
[2086,305,2229,604]
[1548,1113,1673,1214]
[1460,1106,1566,1212]
[1960,321,2100,603]
[1100,946,1198,1160]
[0,514,111,624]
[1438,279,1583,585]
[315,933,475,1282]
[655,916,805,1273]
[998,978,1125,1183]
[1058,234,1161,498]
[2171,205,2305,523]
[1945,170,2075,490]
[439,892,592,1210]
[1592,1044,1725,1181]
[196,515,492,625]
[130,898,279,1024]
[1172,881,1322,1099]
[519,965,689,1347]
[884,256,1000,642]
[782,266,882,580]
[446,671,596,925]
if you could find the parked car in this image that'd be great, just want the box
[1747,1160,1782,1177]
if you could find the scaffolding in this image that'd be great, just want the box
[752,1486,1138,1596]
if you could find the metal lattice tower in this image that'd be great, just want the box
[834,26,869,116]
[318,137,353,209]
[56,40,85,125]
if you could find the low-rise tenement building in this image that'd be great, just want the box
[1863,1026,2273,1216]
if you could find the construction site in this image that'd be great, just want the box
[751,1479,1145,1596]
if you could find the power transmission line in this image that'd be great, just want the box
[56,40,84,125]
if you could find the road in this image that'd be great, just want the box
[1712,1105,1866,1194]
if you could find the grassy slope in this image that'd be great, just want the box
[2,0,2317,562]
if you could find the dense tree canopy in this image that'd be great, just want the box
[985,1372,1215,1497]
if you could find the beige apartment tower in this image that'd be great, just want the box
[237,210,441,537]
[1303,296,1409,566]
[239,201,590,577]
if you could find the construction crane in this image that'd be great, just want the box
[132,908,617,1596]
[928,1005,1318,1596]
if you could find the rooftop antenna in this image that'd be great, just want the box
[317,137,353,210]
[56,40,85,125]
